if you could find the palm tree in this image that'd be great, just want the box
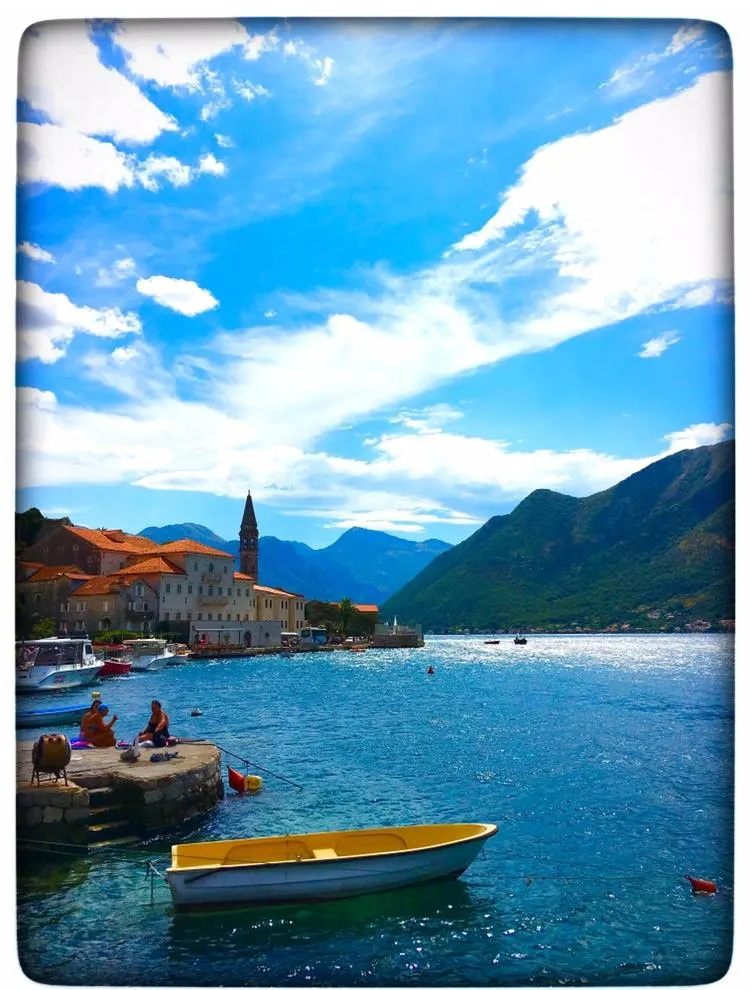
[339,597,355,637]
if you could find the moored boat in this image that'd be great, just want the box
[166,822,497,909]
[16,638,104,693]
[98,657,132,677]
[16,702,91,729]
[126,638,175,672]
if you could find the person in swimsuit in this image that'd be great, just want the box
[80,699,118,747]
[138,699,170,747]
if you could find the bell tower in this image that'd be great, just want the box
[239,490,259,583]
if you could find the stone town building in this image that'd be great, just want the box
[66,572,159,635]
[20,525,161,575]
[17,564,92,632]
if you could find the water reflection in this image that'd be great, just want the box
[167,876,491,955]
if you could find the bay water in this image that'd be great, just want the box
[16,634,734,986]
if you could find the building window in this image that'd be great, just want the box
[187,612,192,621]
[75,621,85,631]
[194,563,198,572]
[245,588,250,597]
[244,614,249,622]
[207,612,213,621]
[236,614,240,622]
[198,586,203,595]
[164,612,170,621]
[218,588,223,597]
[142,602,150,611]
[60,602,69,612]
[175,612,181,621]
[87,556,94,565]
[224,566,227,574]
[103,601,110,613]
[72,543,78,551]
[208,563,214,573]
[166,583,171,593]
[197,612,202,620]
[76,602,86,612]
[34,593,42,604]
[187,585,192,594]
[135,584,144,597]
[208,586,214,596]
[177,584,182,594]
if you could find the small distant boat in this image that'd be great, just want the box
[16,702,91,729]
[484,640,500,645]
[126,639,175,672]
[513,637,527,645]
[166,822,497,909]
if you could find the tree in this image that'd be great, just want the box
[339,597,355,636]
[30,617,56,638]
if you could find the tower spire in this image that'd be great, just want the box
[239,490,259,583]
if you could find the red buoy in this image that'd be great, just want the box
[686,874,718,895]
[228,766,246,794]
[427,666,434,674]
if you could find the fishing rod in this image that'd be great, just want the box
[210,741,304,790]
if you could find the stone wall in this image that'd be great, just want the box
[17,782,91,847]
[118,750,224,830]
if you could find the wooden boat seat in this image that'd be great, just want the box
[311,847,338,859]
[334,832,408,856]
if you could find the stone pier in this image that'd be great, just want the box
[16,740,223,850]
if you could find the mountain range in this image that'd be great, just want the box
[136,524,452,605]
[381,440,735,631]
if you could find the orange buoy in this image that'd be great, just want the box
[686,874,718,895]
[228,766,246,794]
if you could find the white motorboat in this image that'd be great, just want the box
[166,822,497,910]
[125,638,175,672]
[16,638,104,693]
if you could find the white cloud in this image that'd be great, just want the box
[664,422,732,453]
[264,310,277,318]
[215,133,234,148]
[137,155,193,191]
[135,275,219,316]
[638,330,681,358]
[232,79,272,101]
[601,21,706,95]
[450,72,731,342]
[18,123,205,194]
[18,122,137,193]
[198,153,227,176]
[112,20,251,89]
[243,29,279,61]
[17,280,141,364]
[17,242,56,264]
[95,257,138,287]
[20,21,176,144]
[390,404,465,433]
[312,56,335,87]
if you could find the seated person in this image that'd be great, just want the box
[80,700,118,748]
[138,699,170,748]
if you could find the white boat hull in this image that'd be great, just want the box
[167,831,493,909]
[16,663,103,693]
[165,654,187,666]
[130,652,172,672]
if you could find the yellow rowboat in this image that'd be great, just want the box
[166,822,497,910]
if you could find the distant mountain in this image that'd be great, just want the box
[137,523,452,604]
[381,441,735,631]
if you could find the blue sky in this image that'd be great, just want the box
[15,18,734,548]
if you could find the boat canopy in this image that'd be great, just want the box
[16,640,86,668]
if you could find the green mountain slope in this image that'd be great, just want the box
[382,441,734,631]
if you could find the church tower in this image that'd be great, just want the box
[239,490,259,583]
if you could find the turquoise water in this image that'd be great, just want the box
[17,635,733,986]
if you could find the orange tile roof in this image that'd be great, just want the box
[70,574,136,596]
[64,525,160,555]
[156,539,234,558]
[234,571,254,581]
[20,561,45,574]
[117,556,186,576]
[254,584,304,598]
[27,565,92,583]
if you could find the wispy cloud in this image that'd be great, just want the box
[17,281,142,364]
[600,21,706,96]
[18,242,56,264]
[95,257,138,287]
[638,330,681,358]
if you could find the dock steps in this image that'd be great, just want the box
[87,803,127,824]
[88,786,117,808]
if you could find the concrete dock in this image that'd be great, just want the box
[17,739,223,850]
